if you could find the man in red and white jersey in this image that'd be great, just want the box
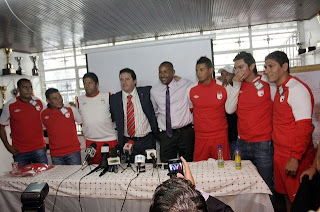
[0,78,47,167]
[41,88,82,165]
[189,56,230,161]
[76,72,118,164]
[227,51,274,196]
[265,51,315,210]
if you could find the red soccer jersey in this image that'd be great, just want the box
[237,75,273,142]
[0,97,46,153]
[190,80,228,138]
[273,76,314,159]
[41,106,81,157]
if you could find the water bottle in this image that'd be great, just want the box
[217,145,224,168]
[235,145,241,170]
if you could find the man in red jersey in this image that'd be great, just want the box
[227,51,274,196]
[265,51,315,211]
[41,88,82,165]
[0,78,47,166]
[189,56,230,161]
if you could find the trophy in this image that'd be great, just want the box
[2,48,16,75]
[30,56,39,76]
[0,86,7,108]
[14,57,23,75]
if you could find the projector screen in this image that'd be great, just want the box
[84,37,213,93]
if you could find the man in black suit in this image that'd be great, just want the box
[110,68,159,162]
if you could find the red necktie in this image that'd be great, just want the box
[127,95,135,138]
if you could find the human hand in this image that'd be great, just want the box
[5,144,18,155]
[233,70,245,82]
[69,102,76,107]
[174,75,181,82]
[285,157,299,176]
[176,156,195,185]
[300,167,317,182]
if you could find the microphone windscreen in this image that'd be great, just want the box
[110,147,118,158]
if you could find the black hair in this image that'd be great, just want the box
[159,61,174,70]
[265,51,290,73]
[196,56,213,69]
[233,51,257,74]
[119,68,137,80]
[149,177,208,212]
[17,78,31,88]
[83,72,99,83]
[45,88,59,99]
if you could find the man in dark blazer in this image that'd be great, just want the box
[110,68,159,162]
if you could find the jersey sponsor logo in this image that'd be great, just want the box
[280,95,285,102]
[257,89,264,97]
[44,116,49,119]
[217,91,223,100]
[14,109,21,113]
[101,99,106,104]
[193,95,199,99]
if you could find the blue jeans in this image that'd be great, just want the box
[234,138,274,194]
[51,151,81,165]
[13,148,48,167]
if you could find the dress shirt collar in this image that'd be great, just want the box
[161,79,176,91]
[122,87,138,100]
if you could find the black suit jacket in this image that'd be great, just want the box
[110,86,159,147]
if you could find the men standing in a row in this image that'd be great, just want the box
[227,51,274,193]
[110,68,159,162]
[190,57,230,161]
[265,51,315,211]
[76,72,118,164]
[0,78,48,166]
[151,62,195,162]
[41,88,82,165]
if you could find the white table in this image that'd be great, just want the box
[0,159,274,212]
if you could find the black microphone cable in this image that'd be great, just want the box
[52,166,83,212]
[119,173,140,212]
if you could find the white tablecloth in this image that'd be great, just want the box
[0,159,274,212]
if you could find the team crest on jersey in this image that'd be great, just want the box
[280,95,285,102]
[257,89,264,97]
[193,95,199,99]
[101,99,106,104]
[65,112,70,118]
[44,116,49,119]
[217,91,223,100]
[14,109,21,113]
[35,105,41,111]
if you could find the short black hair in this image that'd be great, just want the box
[149,177,208,212]
[83,72,99,83]
[17,78,31,88]
[233,51,257,74]
[196,56,213,69]
[159,61,174,70]
[119,68,137,81]
[265,51,290,73]
[45,88,59,99]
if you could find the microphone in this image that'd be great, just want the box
[135,154,146,174]
[82,143,97,166]
[123,140,134,156]
[145,149,157,168]
[87,144,109,176]
[101,147,121,175]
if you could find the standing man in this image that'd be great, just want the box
[190,57,230,161]
[41,88,82,165]
[217,65,238,156]
[265,51,315,210]
[150,61,195,162]
[227,51,274,194]
[76,72,118,164]
[110,68,159,162]
[0,78,47,166]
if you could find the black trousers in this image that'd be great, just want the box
[159,124,195,162]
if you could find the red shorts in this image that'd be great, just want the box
[274,153,315,202]
[85,139,118,164]
[193,135,230,162]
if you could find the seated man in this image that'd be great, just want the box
[149,157,233,212]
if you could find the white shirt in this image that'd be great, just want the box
[151,78,194,131]
[76,92,117,141]
[122,88,152,137]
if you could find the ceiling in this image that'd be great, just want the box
[1,0,320,53]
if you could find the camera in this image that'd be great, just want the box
[167,158,183,177]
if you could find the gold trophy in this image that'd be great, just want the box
[2,48,16,75]
[0,86,7,108]
[30,56,39,76]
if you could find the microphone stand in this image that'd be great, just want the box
[121,152,135,173]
